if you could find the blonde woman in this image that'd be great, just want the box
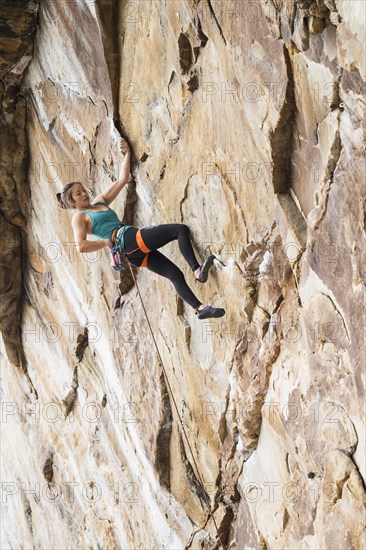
[56,138,225,320]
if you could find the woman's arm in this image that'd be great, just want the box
[79,240,111,253]
[99,138,131,206]
[72,213,112,253]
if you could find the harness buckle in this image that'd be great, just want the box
[115,226,125,241]
[111,224,125,244]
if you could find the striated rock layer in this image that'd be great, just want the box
[1,0,365,548]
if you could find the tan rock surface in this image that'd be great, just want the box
[1,1,365,548]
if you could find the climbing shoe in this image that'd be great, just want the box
[195,254,216,283]
[195,305,226,320]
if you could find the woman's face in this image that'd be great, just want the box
[71,183,91,208]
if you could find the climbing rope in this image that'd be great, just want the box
[127,263,225,549]
[103,123,225,545]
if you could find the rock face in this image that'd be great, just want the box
[1,1,365,548]
[0,0,40,371]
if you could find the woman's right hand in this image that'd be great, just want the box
[106,239,113,249]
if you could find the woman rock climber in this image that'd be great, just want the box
[56,137,225,320]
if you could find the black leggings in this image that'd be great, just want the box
[123,224,203,309]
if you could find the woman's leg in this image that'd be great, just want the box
[146,250,203,310]
[140,224,201,272]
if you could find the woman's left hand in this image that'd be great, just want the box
[119,137,130,155]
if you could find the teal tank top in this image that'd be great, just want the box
[80,202,124,240]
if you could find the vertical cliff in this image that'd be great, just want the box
[1,0,365,548]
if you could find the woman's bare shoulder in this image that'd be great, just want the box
[93,194,110,206]
[71,211,85,225]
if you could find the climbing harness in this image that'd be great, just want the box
[126,262,225,549]
[110,225,152,271]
